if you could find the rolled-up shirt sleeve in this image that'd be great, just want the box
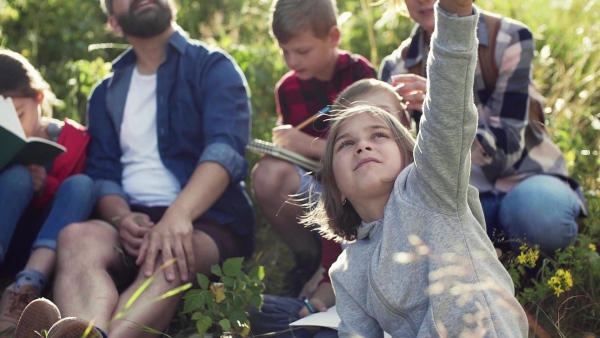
[196,50,251,183]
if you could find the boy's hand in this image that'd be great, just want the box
[27,164,47,195]
[438,0,473,16]
[391,74,427,112]
[117,212,154,257]
[272,124,304,153]
[299,297,328,318]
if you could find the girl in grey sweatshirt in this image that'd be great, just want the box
[303,0,529,337]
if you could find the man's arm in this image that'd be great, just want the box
[137,161,229,281]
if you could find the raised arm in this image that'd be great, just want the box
[408,0,479,214]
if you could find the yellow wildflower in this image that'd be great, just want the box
[590,243,597,252]
[547,269,573,297]
[517,252,527,265]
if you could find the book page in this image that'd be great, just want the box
[0,95,26,140]
[290,306,391,337]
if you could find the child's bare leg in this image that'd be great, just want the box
[108,230,219,338]
[252,156,320,258]
[54,220,133,330]
[23,248,55,276]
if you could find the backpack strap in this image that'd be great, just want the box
[478,11,502,92]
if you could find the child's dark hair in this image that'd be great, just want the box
[301,105,415,241]
[270,0,338,44]
[0,49,57,117]
[331,78,411,129]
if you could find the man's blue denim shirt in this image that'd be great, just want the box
[84,30,255,256]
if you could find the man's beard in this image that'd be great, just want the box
[116,0,173,38]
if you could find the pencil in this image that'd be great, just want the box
[294,106,331,130]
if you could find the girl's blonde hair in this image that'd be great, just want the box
[331,78,411,129]
[302,105,415,241]
[0,49,57,117]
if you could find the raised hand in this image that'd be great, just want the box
[438,0,473,16]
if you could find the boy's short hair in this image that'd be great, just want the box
[270,0,339,43]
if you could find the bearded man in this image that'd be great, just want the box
[50,1,255,337]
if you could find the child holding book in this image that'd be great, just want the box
[0,49,94,334]
[303,1,528,336]
[251,0,376,296]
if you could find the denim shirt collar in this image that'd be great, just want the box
[105,30,188,135]
[404,5,489,70]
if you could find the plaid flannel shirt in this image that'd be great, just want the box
[379,10,584,212]
[276,50,376,138]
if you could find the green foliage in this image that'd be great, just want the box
[1,0,599,335]
[182,258,265,337]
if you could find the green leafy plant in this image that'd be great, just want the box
[182,257,265,338]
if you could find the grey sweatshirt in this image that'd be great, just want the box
[330,6,529,338]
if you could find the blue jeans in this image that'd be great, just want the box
[480,174,580,255]
[0,165,95,262]
[249,295,338,338]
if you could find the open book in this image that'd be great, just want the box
[246,139,319,172]
[290,306,392,337]
[0,95,66,170]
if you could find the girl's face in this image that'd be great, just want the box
[332,112,404,203]
[404,0,437,35]
[10,94,42,138]
[353,90,408,127]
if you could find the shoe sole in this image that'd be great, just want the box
[47,317,102,338]
[14,298,60,338]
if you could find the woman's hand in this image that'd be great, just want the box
[299,297,329,318]
[28,164,47,195]
[391,74,427,112]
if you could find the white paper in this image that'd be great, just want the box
[290,306,392,337]
[0,95,26,140]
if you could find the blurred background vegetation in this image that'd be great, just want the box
[1,0,599,335]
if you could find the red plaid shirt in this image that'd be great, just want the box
[275,50,376,138]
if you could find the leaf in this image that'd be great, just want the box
[183,292,203,313]
[197,274,210,290]
[210,282,226,303]
[222,276,235,288]
[196,315,212,337]
[249,266,265,281]
[249,294,264,310]
[229,308,248,326]
[211,264,223,277]
[219,319,231,332]
[223,257,244,277]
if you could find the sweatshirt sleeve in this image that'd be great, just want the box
[407,5,480,215]
[335,281,383,338]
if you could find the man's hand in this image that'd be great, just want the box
[116,212,154,257]
[391,74,427,112]
[136,208,194,282]
[28,164,47,195]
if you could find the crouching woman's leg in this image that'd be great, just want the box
[499,174,581,255]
